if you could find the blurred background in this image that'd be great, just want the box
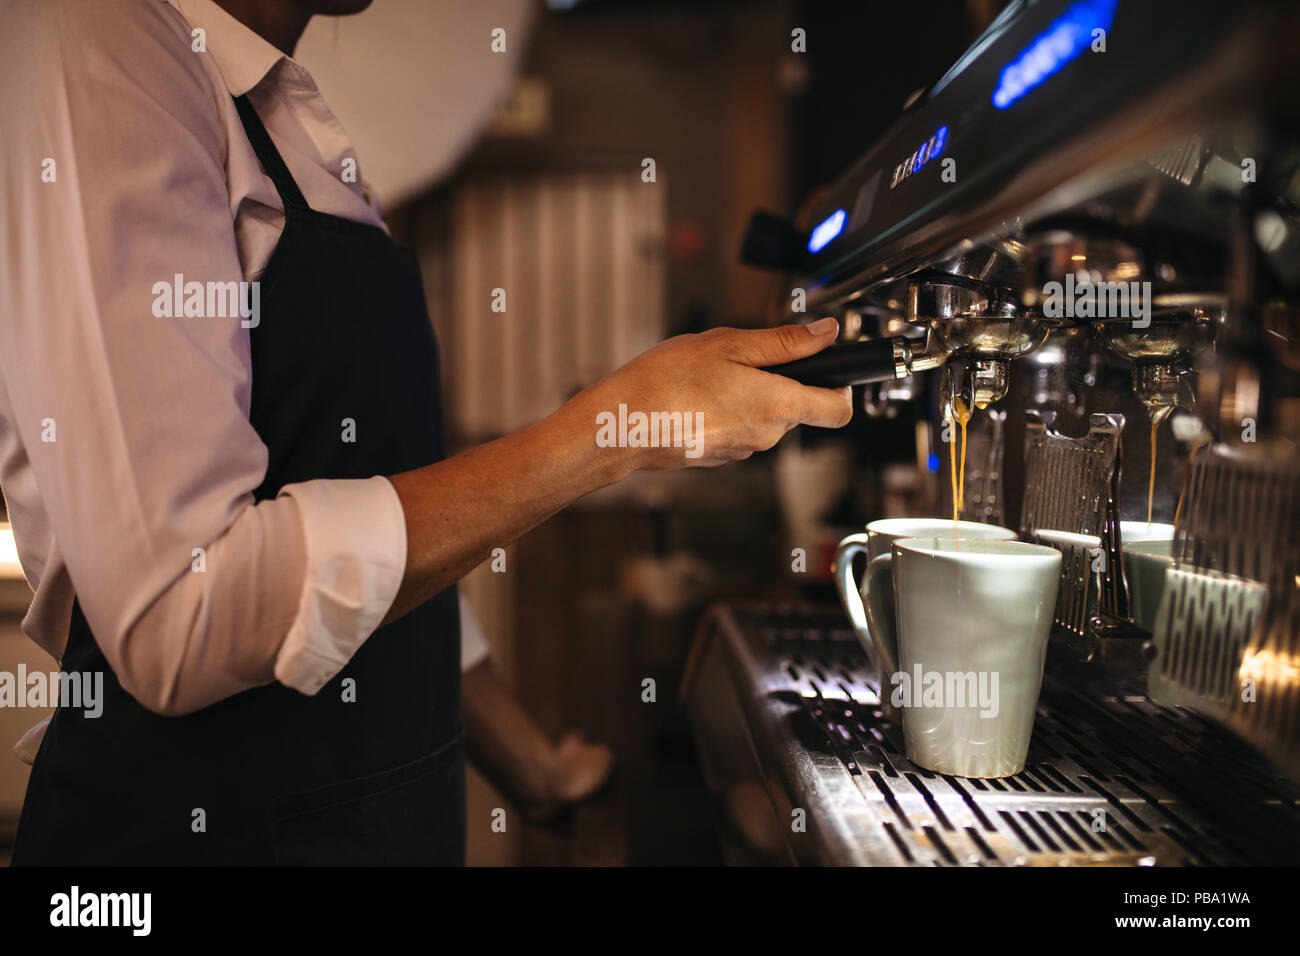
[0,0,997,863]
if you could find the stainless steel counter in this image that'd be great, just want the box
[682,603,1300,866]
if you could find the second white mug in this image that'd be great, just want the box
[833,518,1017,701]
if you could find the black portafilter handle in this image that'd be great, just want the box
[737,212,910,387]
[761,338,904,387]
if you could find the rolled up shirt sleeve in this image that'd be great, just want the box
[0,0,414,715]
[276,478,409,694]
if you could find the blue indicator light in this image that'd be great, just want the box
[890,126,948,190]
[927,452,941,473]
[930,125,948,159]
[992,0,1118,109]
[807,208,847,254]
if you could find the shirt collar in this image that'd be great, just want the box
[166,0,289,96]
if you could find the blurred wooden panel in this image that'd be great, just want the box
[440,173,667,442]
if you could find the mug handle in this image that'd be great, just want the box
[863,552,900,678]
[832,533,878,667]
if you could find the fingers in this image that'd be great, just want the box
[765,381,854,429]
[810,385,855,428]
[600,321,854,474]
[715,317,840,368]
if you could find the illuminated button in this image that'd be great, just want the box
[807,208,848,254]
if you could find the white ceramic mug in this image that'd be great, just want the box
[833,519,1017,697]
[864,536,1062,778]
[1031,522,1176,631]
[1123,538,1174,632]
[1120,521,1175,544]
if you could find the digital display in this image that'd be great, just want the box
[992,0,1119,109]
[889,125,949,190]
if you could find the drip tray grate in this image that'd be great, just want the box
[695,605,1300,866]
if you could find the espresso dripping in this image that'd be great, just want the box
[950,396,972,522]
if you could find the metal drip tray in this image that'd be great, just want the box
[682,603,1300,866]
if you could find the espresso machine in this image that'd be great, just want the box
[683,0,1300,865]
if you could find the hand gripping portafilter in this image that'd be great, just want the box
[763,270,1058,404]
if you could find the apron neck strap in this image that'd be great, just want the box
[233,95,309,211]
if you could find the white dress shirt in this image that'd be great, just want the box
[0,0,487,753]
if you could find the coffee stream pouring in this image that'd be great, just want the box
[1024,224,1223,524]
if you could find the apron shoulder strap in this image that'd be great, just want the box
[233,94,310,211]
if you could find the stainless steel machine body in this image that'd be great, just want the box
[698,0,1300,865]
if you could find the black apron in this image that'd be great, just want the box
[12,96,464,865]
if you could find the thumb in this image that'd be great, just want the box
[724,318,839,368]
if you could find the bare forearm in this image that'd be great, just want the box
[383,392,623,625]
[384,321,851,625]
